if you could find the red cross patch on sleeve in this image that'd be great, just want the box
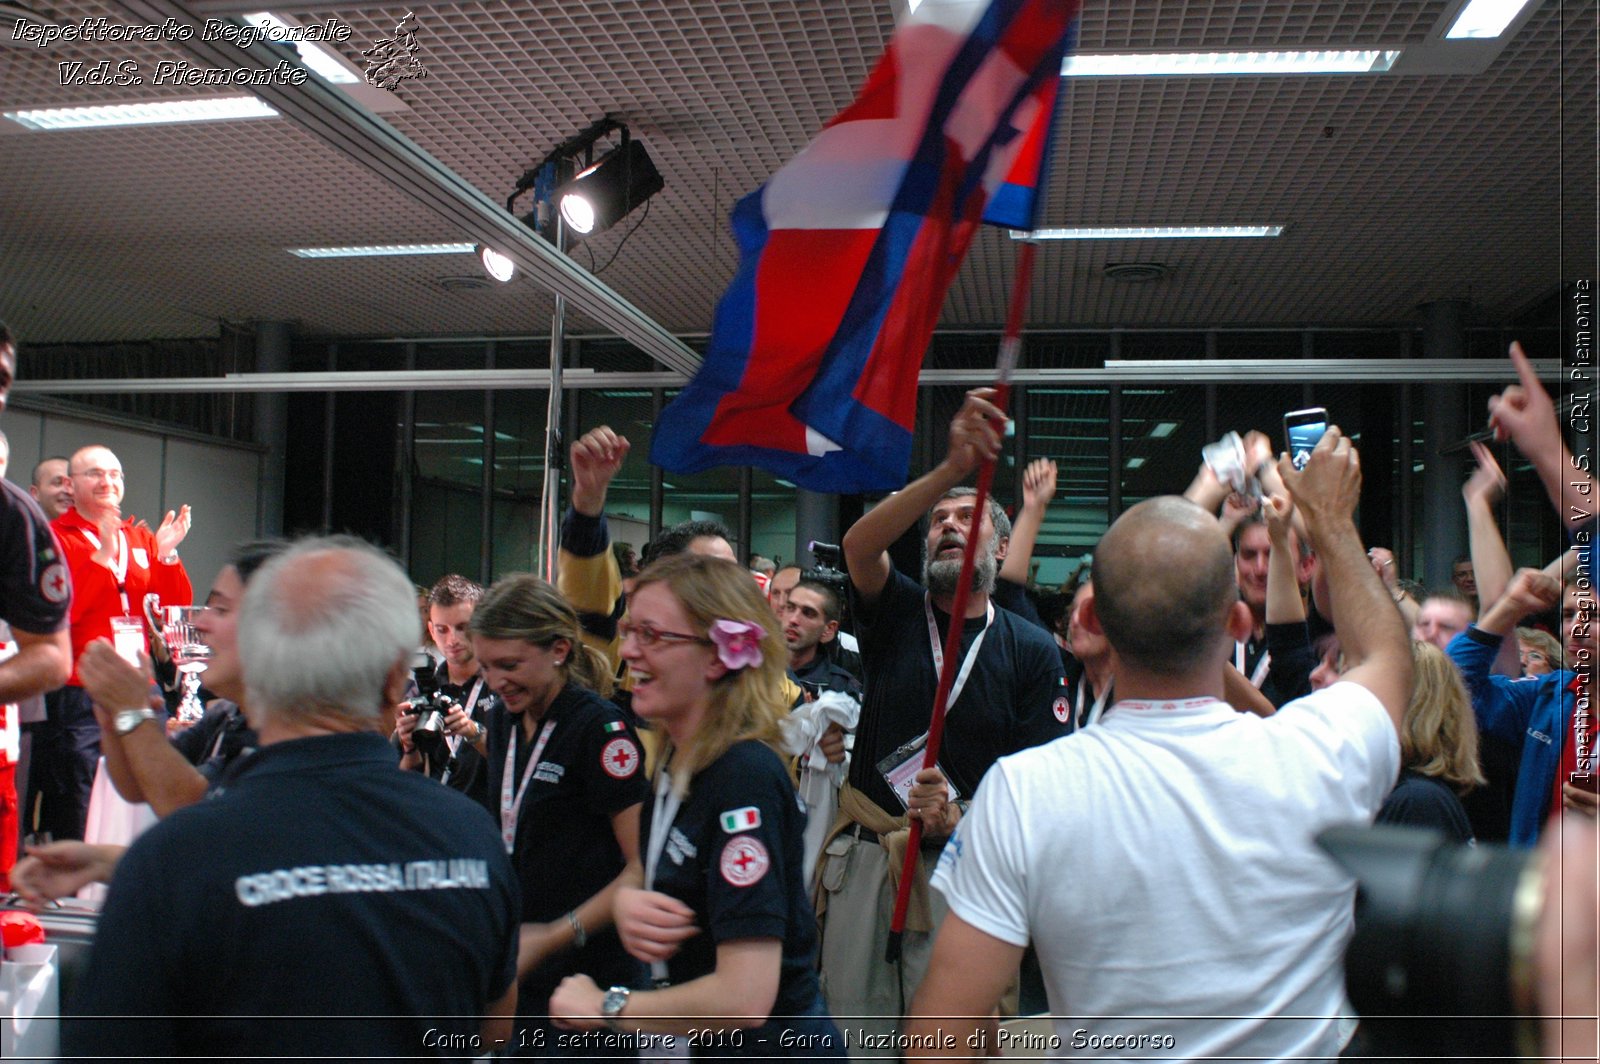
[719,836,769,887]
[600,737,640,779]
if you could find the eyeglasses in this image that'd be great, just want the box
[618,621,710,649]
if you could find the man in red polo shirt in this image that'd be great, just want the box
[42,445,191,839]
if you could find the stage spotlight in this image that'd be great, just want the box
[554,137,663,237]
[479,246,515,282]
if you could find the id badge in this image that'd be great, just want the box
[875,731,958,812]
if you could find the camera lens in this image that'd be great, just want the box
[1318,826,1543,1060]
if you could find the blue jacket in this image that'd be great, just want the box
[1448,626,1574,847]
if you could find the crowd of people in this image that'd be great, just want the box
[1,317,1595,1061]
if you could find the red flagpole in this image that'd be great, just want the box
[886,239,1037,962]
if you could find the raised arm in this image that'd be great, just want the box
[1475,567,1562,641]
[568,425,629,520]
[1489,342,1592,532]
[1184,430,1271,515]
[1263,492,1305,626]
[842,388,1005,606]
[1461,440,1523,677]
[559,426,629,657]
[1279,427,1413,731]
[79,640,207,815]
[1463,441,1514,616]
[998,458,1055,586]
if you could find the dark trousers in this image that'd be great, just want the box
[23,686,99,841]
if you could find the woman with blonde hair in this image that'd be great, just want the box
[550,553,842,1057]
[1375,640,1485,842]
[469,573,648,1056]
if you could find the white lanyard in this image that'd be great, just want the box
[1234,640,1271,689]
[438,676,485,786]
[1076,676,1113,728]
[924,594,995,712]
[643,768,685,984]
[80,527,131,613]
[499,717,556,854]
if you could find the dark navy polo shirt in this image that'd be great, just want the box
[0,477,69,634]
[643,740,826,1029]
[67,731,519,1060]
[481,682,648,1011]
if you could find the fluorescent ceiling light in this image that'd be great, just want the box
[1018,226,1284,240]
[287,243,476,258]
[1063,50,1401,77]
[242,11,361,84]
[1125,457,1147,469]
[4,96,277,129]
[1150,421,1179,438]
[1444,0,1535,38]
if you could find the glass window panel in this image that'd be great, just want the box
[413,391,487,489]
[493,497,541,579]
[334,341,398,371]
[495,340,551,370]
[410,480,482,586]
[490,389,552,507]
[1119,384,1206,511]
[1214,332,1302,361]
[1119,333,1206,361]
[1313,331,1404,360]
[749,466,799,569]
[415,341,487,371]
[1025,333,1113,370]
[1019,384,1111,587]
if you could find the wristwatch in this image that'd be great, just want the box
[600,985,631,1031]
[114,708,159,736]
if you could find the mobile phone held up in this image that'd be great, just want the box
[1284,407,1328,471]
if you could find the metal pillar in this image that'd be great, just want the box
[536,218,568,581]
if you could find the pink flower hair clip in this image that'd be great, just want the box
[708,619,765,671]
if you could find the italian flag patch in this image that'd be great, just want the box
[603,720,627,734]
[719,807,761,833]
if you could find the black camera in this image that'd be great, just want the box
[406,654,463,765]
[804,541,850,595]
[1317,825,1544,1060]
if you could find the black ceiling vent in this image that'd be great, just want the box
[438,275,492,291]
[1103,262,1168,282]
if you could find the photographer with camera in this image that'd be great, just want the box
[396,574,497,805]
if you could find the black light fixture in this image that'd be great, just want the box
[553,134,663,238]
[486,117,662,282]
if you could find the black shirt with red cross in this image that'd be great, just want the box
[642,739,826,1028]
[480,681,647,1005]
[0,478,70,635]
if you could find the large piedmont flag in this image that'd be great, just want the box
[650,0,1078,493]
